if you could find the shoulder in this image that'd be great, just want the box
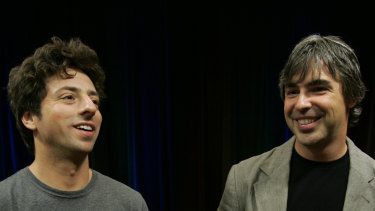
[0,167,28,189]
[231,138,294,179]
[0,168,29,208]
[218,138,294,210]
[93,170,139,194]
[347,137,375,175]
[91,170,148,210]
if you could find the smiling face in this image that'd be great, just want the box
[284,63,353,157]
[29,69,102,155]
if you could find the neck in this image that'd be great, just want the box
[29,147,92,191]
[294,135,348,162]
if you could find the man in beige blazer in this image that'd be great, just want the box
[218,34,375,211]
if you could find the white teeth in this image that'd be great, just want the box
[76,125,93,131]
[298,119,315,125]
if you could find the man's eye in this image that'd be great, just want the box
[312,87,328,92]
[90,96,100,106]
[286,90,299,96]
[62,95,74,100]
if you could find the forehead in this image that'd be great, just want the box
[45,69,96,92]
[289,61,339,84]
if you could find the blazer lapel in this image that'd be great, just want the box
[343,169,375,211]
[343,138,375,210]
[254,173,289,210]
[253,138,295,210]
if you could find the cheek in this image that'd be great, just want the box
[42,106,76,126]
[326,98,347,117]
[283,101,293,115]
[50,107,74,119]
[314,96,337,112]
[95,112,103,124]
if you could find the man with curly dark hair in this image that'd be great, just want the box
[0,36,149,210]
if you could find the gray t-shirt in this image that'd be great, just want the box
[0,167,149,211]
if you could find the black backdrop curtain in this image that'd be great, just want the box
[1,2,375,211]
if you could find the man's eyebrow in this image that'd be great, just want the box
[285,82,297,88]
[285,79,331,88]
[306,79,331,86]
[88,90,99,97]
[56,86,98,96]
[56,86,80,93]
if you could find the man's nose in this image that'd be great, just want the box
[79,96,98,118]
[295,93,312,110]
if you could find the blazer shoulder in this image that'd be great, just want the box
[231,138,294,182]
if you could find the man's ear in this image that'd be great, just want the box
[21,111,37,130]
[347,100,357,109]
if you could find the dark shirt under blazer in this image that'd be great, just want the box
[218,136,375,211]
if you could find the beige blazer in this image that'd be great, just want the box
[218,136,375,211]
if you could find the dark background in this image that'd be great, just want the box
[1,3,375,211]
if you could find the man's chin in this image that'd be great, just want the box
[294,132,323,146]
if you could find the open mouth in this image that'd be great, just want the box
[75,124,94,132]
[297,118,318,125]
[295,117,321,131]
